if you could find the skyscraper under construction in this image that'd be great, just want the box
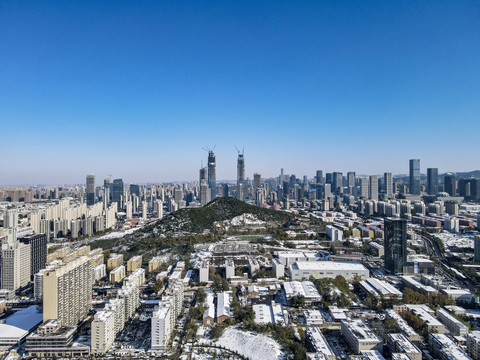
[237,151,245,200]
[207,151,216,199]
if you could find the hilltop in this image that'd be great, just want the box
[151,197,292,235]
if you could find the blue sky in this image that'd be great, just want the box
[1,1,479,185]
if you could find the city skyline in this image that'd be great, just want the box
[2,1,480,184]
[0,155,479,186]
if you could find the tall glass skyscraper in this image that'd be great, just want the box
[86,174,95,206]
[385,218,407,275]
[112,178,124,204]
[409,159,421,195]
[426,168,439,195]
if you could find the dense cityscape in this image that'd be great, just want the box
[0,152,480,360]
[2,1,480,359]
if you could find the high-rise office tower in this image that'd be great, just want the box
[43,256,92,326]
[458,179,470,198]
[199,167,207,184]
[333,172,343,194]
[426,168,439,195]
[409,159,421,195]
[19,233,47,279]
[444,174,456,196]
[253,173,261,189]
[207,151,216,198]
[469,179,480,201]
[315,170,323,186]
[200,182,208,205]
[384,172,393,196]
[347,172,356,188]
[369,175,378,201]
[325,173,332,184]
[129,184,140,197]
[86,174,95,206]
[384,218,407,275]
[112,179,124,204]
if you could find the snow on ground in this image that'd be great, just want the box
[97,227,138,240]
[213,327,283,360]
[230,213,265,226]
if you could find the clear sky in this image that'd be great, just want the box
[1,1,479,185]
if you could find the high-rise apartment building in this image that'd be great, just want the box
[384,218,407,275]
[360,178,369,198]
[43,256,92,326]
[315,170,323,186]
[19,233,47,279]
[384,172,393,196]
[253,173,261,189]
[444,174,456,196]
[426,168,439,195]
[409,159,421,195]
[86,174,95,206]
[3,209,18,229]
[1,240,31,290]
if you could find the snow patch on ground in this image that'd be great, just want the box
[97,228,138,240]
[213,327,283,360]
[230,213,265,226]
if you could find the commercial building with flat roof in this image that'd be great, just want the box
[283,281,322,305]
[289,261,369,281]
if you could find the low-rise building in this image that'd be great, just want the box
[341,319,382,354]
[199,260,209,283]
[436,308,469,336]
[225,259,235,280]
[272,258,285,278]
[305,327,335,360]
[26,321,90,358]
[406,304,445,334]
[283,281,322,305]
[385,309,421,342]
[107,254,123,271]
[289,261,369,281]
[216,292,231,323]
[126,255,142,273]
[148,256,162,273]
[467,331,480,360]
[386,333,422,360]
[360,278,403,299]
[304,310,324,326]
[429,333,472,360]
[109,265,126,283]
